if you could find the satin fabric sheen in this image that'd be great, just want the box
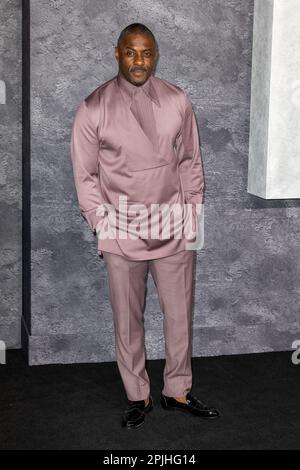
[70,72,205,260]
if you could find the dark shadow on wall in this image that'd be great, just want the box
[21,0,31,362]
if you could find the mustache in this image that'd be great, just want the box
[130,66,148,73]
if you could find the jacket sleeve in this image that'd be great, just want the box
[175,92,205,210]
[70,99,104,234]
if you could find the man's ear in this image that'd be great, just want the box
[114,46,119,62]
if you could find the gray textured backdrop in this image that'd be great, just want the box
[0,0,22,349]
[3,0,300,363]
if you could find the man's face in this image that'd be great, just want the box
[114,32,158,86]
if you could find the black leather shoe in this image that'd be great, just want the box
[121,395,153,429]
[160,392,220,418]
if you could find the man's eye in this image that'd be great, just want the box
[127,51,134,56]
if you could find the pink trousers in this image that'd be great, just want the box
[102,249,195,401]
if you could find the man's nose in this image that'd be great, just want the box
[133,54,144,66]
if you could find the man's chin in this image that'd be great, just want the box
[132,79,147,86]
[129,72,149,85]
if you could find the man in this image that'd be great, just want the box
[70,23,220,429]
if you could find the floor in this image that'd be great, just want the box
[1,349,299,449]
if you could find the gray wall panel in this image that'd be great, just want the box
[6,0,300,363]
[0,0,22,349]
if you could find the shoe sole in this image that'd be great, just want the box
[160,400,220,419]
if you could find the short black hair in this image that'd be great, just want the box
[117,23,157,49]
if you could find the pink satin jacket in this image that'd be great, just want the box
[70,72,205,260]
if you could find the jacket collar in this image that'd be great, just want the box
[116,72,160,107]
